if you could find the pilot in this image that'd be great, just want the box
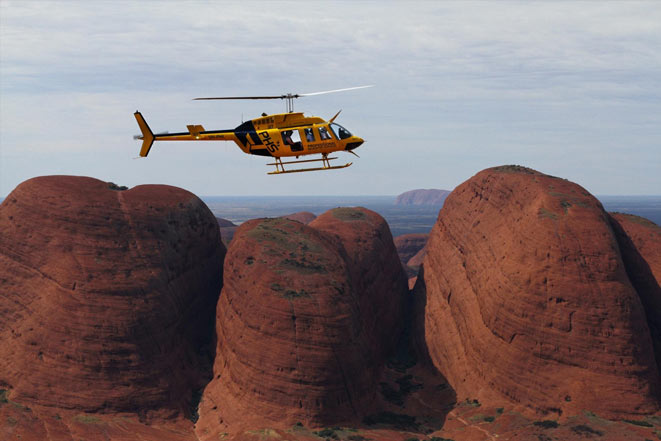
[283,130,293,145]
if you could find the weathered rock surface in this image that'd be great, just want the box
[610,212,661,377]
[413,165,659,419]
[198,208,408,435]
[282,211,317,224]
[395,189,451,206]
[0,176,225,417]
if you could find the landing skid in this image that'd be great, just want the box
[267,154,352,175]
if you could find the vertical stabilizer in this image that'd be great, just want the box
[134,111,155,157]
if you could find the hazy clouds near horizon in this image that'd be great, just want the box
[1,1,660,196]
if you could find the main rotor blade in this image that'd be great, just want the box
[193,95,287,101]
[298,85,374,97]
[193,86,373,101]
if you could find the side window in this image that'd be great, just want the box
[282,129,303,152]
[318,126,332,140]
[304,128,315,142]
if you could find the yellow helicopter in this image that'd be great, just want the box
[134,86,371,174]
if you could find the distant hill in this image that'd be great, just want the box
[395,188,451,206]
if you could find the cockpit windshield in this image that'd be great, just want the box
[330,123,352,140]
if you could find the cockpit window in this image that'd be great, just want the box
[318,126,332,140]
[330,123,352,140]
[304,128,315,142]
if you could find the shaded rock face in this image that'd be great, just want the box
[198,208,407,432]
[0,176,225,416]
[610,213,661,377]
[395,189,451,206]
[282,211,317,224]
[413,165,659,419]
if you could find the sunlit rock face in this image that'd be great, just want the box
[198,208,408,434]
[413,166,659,419]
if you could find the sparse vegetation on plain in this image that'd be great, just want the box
[315,428,339,439]
[533,420,559,429]
[331,207,366,221]
[73,414,101,424]
[0,389,8,404]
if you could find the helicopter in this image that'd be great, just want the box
[133,86,371,174]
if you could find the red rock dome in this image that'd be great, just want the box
[281,211,317,224]
[413,165,659,419]
[198,208,407,435]
[0,176,225,416]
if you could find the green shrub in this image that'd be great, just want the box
[362,411,418,430]
[315,428,338,439]
[571,425,603,436]
[534,420,559,429]
[623,419,653,427]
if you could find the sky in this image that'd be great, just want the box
[1,1,660,196]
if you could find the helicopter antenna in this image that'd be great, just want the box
[193,85,373,113]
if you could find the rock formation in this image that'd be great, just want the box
[413,165,659,419]
[216,217,238,245]
[197,208,408,434]
[394,233,429,266]
[609,212,661,378]
[0,176,225,417]
[282,211,317,224]
[395,189,451,206]
[216,217,237,228]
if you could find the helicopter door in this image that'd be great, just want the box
[282,129,303,152]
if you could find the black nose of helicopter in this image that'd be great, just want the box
[345,137,364,151]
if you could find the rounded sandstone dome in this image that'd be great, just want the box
[0,176,225,415]
[414,165,659,419]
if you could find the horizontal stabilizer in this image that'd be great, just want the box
[187,125,205,137]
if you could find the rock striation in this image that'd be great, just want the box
[395,189,451,206]
[0,176,225,416]
[413,165,659,419]
[198,208,408,434]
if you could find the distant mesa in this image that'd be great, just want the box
[197,207,408,435]
[413,165,660,419]
[281,211,317,224]
[216,217,238,246]
[215,217,237,228]
[395,188,451,206]
[0,176,225,418]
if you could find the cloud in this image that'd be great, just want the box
[1,1,660,195]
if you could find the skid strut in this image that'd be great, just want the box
[267,153,352,175]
